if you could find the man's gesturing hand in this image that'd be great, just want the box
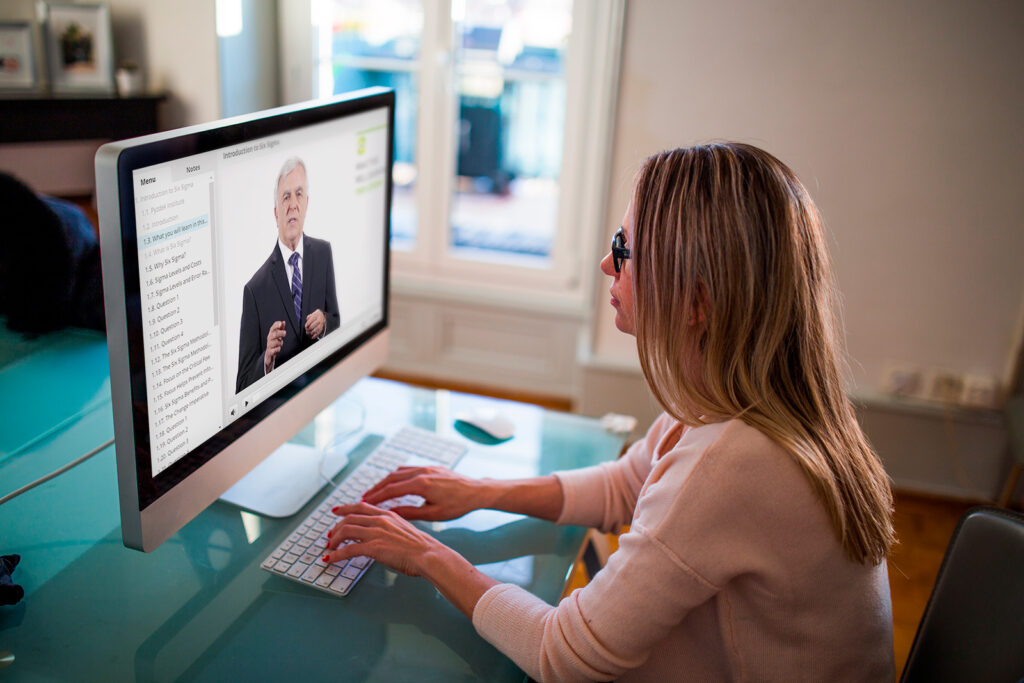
[360,466,486,522]
[304,309,326,338]
[264,320,286,373]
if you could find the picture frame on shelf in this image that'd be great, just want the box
[0,22,38,92]
[39,2,115,95]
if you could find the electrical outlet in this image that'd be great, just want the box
[926,369,965,405]
[961,374,1000,409]
[881,364,924,399]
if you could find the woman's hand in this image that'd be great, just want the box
[360,466,488,521]
[323,502,442,576]
[325,502,499,618]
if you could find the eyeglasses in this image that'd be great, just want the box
[611,226,631,273]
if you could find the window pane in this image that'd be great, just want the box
[450,0,572,267]
[325,0,423,250]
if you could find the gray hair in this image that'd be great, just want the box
[274,156,308,203]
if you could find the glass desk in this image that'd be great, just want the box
[0,329,624,681]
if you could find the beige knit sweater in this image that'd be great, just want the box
[472,414,894,682]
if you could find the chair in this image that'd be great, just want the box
[900,506,1024,683]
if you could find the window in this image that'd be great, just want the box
[281,0,623,311]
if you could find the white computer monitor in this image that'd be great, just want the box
[96,88,394,551]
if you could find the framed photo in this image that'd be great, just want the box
[0,22,38,91]
[40,2,115,94]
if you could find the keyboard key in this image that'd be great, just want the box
[341,564,362,580]
[287,563,309,578]
[302,565,324,582]
[329,576,353,594]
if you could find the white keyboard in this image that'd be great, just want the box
[259,426,467,596]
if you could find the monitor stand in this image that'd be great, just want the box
[219,443,349,518]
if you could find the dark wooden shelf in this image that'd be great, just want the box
[0,93,166,143]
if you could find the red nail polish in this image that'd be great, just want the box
[332,506,341,513]
[327,529,332,537]
[322,555,331,562]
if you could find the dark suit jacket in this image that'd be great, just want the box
[236,235,340,392]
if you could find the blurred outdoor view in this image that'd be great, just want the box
[320,0,573,267]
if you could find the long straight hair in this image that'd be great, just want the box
[631,143,894,564]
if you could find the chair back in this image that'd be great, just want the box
[901,506,1024,682]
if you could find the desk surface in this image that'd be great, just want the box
[0,330,624,681]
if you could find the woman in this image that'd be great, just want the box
[324,143,896,681]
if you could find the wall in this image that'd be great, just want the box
[592,0,1024,398]
[219,0,279,117]
[107,0,219,129]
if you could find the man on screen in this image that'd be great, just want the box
[236,157,340,392]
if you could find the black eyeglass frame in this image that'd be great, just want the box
[611,226,631,273]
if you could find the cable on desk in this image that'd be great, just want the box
[0,437,114,507]
[0,395,111,467]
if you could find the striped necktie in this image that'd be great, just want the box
[289,252,302,327]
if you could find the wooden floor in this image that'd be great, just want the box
[887,491,975,678]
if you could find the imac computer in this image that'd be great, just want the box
[96,88,394,552]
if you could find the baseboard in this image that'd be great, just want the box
[854,394,1008,501]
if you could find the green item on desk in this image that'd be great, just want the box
[454,419,511,445]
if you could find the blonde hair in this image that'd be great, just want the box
[631,143,894,564]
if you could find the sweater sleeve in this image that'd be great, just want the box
[552,413,672,532]
[472,524,718,682]
[471,419,730,682]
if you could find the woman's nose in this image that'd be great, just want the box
[600,250,617,276]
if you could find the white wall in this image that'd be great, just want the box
[107,0,220,129]
[219,0,279,117]
[592,0,1024,401]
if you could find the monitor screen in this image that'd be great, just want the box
[97,88,394,551]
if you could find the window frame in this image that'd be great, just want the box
[279,0,624,316]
